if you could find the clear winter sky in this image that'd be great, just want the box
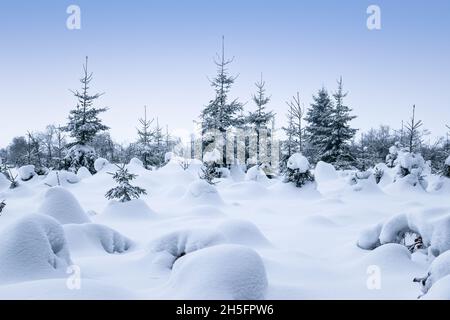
[0,0,449,147]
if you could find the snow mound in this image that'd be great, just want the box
[360,243,411,270]
[181,180,223,205]
[314,161,337,184]
[18,165,36,181]
[43,170,80,187]
[185,205,226,218]
[64,223,133,255]
[101,199,157,220]
[217,219,270,247]
[245,165,268,182]
[422,275,450,300]
[166,245,268,300]
[149,228,227,268]
[77,166,92,180]
[127,157,144,170]
[0,214,72,284]
[94,158,109,172]
[39,187,91,224]
[0,173,9,190]
[414,250,450,295]
[357,222,383,250]
[287,153,310,172]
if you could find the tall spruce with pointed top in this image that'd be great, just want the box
[305,87,334,163]
[200,37,243,166]
[247,75,275,165]
[105,164,147,202]
[329,78,357,168]
[63,57,109,173]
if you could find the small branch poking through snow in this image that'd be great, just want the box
[0,200,6,215]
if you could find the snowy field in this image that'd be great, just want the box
[1,156,450,300]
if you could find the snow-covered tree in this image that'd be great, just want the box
[394,149,427,188]
[200,149,221,185]
[284,153,314,188]
[136,106,154,169]
[305,87,334,163]
[63,57,109,173]
[443,156,450,178]
[386,143,401,168]
[404,105,424,153]
[328,78,357,168]
[247,75,275,165]
[105,164,147,202]
[200,37,243,166]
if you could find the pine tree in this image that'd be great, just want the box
[247,74,275,165]
[63,57,109,173]
[405,105,424,153]
[200,36,243,166]
[329,78,357,168]
[136,106,154,169]
[305,87,334,163]
[105,164,147,202]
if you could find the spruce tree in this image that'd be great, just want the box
[247,74,275,165]
[329,78,357,168]
[63,57,109,173]
[105,164,147,202]
[136,106,154,169]
[305,87,334,163]
[200,37,243,166]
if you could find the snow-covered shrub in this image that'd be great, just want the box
[414,250,450,296]
[394,150,427,189]
[128,157,144,168]
[245,165,268,182]
[94,157,109,172]
[200,149,221,184]
[283,154,314,188]
[101,198,156,220]
[386,144,399,168]
[357,223,383,250]
[43,170,80,187]
[39,187,91,224]
[64,223,133,254]
[0,214,72,284]
[373,163,386,184]
[6,169,19,189]
[216,219,270,247]
[18,165,36,181]
[443,156,450,178]
[63,145,97,174]
[166,245,268,300]
[77,166,92,180]
[182,180,223,205]
[149,228,227,269]
[105,164,147,203]
[314,161,338,184]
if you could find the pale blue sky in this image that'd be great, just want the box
[0,0,449,146]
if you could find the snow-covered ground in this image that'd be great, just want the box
[1,158,450,300]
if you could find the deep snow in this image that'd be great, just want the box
[1,157,450,299]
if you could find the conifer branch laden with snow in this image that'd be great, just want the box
[105,164,147,203]
[284,153,314,188]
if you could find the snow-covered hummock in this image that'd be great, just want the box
[101,199,157,220]
[94,157,109,172]
[18,165,36,181]
[149,228,227,269]
[314,161,337,184]
[77,167,92,180]
[203,149,221,163]
[397,152,425,173]
[43,170,80,187]
[164,152,174,163]
[181,180,223,205]
[357,222,383,250]
[39,187,91,224]
[64,223,132,255]
[164,245,268,300]
[415,250,450,296]
[0,214,72,284]
[128,157,144,169]
[287,153,310,173]
[216,219,270,247]
[245,165,268,182]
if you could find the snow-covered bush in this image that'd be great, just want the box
[149,228,227,269]
[414,250,450,296]
[63,145,97,174]
[166,245,268,300]
[386,144,399,168]
[200,149,221,184]
[6,169,19,189]
[284,153,314,188]
[182,180,223,205]
[77,166,92,180]
[314,161,338,184]
[0,214,72,284]
[394,150,427,189]
[39,187,91,224]
[373,164,385,184]
[443,156,450,178]
[101,198,156,220]
[128,157,144,168]
[18,165,36,181]
[105,164,147,203]
[94,157,109,172]
[64,223,133,254]
[245,165,268,182]
[43,170,80,187]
